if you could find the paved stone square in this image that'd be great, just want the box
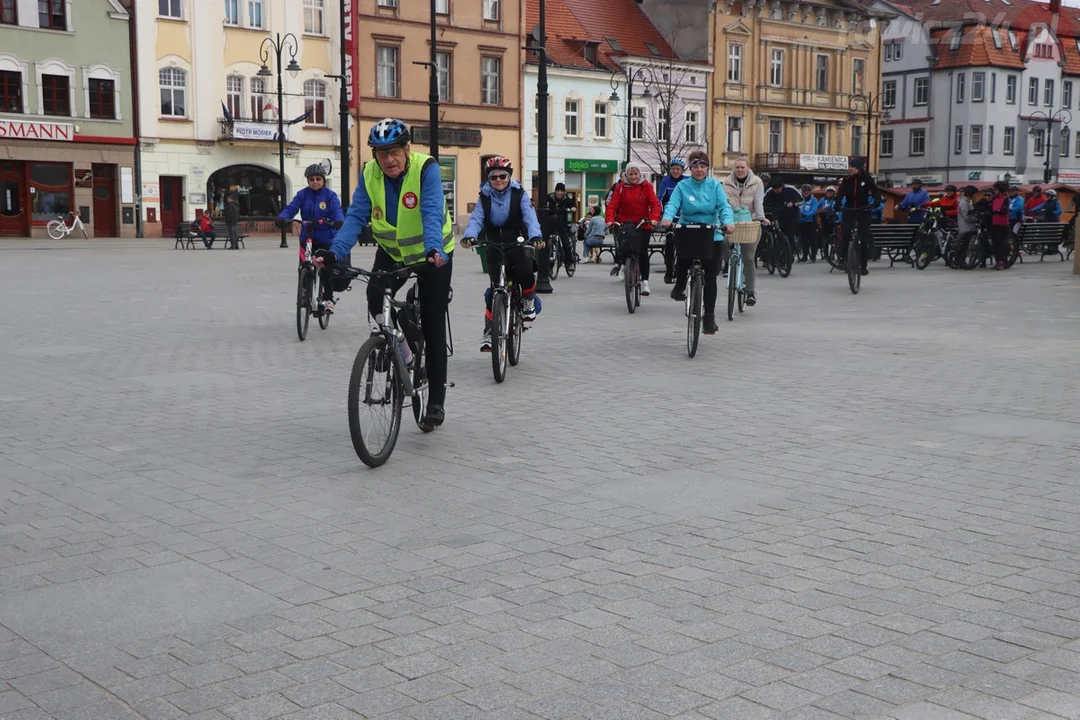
[1,237,1079,719]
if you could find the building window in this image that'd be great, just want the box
[972,72,985,102]
[894,41,903,60]
[1008,31,1018,50]
[770,49,783,87]
[226,75,243,119]
[993,28,1002,49]
[1034,43,1053,59]
[880,129,893,158]
[685,110,698,143]
[988,125,994,153]
[1029,77,1039,105]
[41,74,70,116]
[1003,126,1015,154]
[376,0,397,6]
[482,0,498,21]
[0,70,22,113]
[376,46,398,98]
[956,73,965,103]
[1065,80,1073,108]
[910,128,926,155]
[594,102,608,139]
[885,42,893,62]
[250,76,266,120]
[631,106,645,141]
[304,79,326,125]
[970,125,982,153]
[1033,128,1045,156]
[2,0,17,24]
[39,0,65,28]
[852,126,864,156]
[852,58,865,95]
[914,77,928,106]
[950,28,962,51]
[815,54,828,92]
[30,163,72,223]
[304,0,324,34]
[224,0,238,24]
[727,116,742,152]
[953,125,963,154]
[1045,79,1055,107]
[657,107,669,142]
[564,99,579,136]
[435,51,451,102]
[727,44,742,83]
[991,73,997,102]
[1006,75,1016,104]
[435,0,449,13]
[158,0,181,18]
[814,122,828,154]
[88,78,115,119]
[768,118,783,153]
[481,56,501,105]
[159,67,187,117]
[1075,130,1080,156]
[248,0,263,27]
[1061,128,1070,157]
[883,80,896,109]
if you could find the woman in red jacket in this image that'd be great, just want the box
[606,161,662,295]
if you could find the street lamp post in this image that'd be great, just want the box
[1028,110,1072,184]
[848,93,890,176]
[608,67,653,165]
[258,34,301,249]
[325,74,351,207]
[525,0,552,293]
[411,0,441,160]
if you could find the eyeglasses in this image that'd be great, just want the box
[689,160,709,168]
[489,173,510,181]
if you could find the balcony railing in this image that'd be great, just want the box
[219,117,287,142]
[754,153,867,172]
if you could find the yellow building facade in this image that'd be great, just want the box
[709,0,889,184]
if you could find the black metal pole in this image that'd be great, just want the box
[276,36,288,249]
[535,0,552,293]
[429,0,439,160]
[128,0,143,237]
[867,96,873,175]
[625,72,633,165]
[339,0,350,208]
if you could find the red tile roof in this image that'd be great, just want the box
[525,0,675,71]
[900,0,1080,35]
[930,25,1026,69]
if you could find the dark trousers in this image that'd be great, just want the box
[366,247,453,406]
[198,231,216,247]
[798,222,817,259]
[990,226,1010,265]
[840,213,872,270]
[673,253,723,313]
[485,244,535,316]
[663,231,676,277]
[226,224,239,249]
[616,227,651,280]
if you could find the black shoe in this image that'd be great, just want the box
[859,268,869,276]
[421,404,444,430]
[663,272,674,285]
[744,291,756,307]
[670,286,686,301]
[703,313,719,334]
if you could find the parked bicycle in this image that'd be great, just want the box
[475,238,538,383]
[47,211,87,240]
[547,226,577,280]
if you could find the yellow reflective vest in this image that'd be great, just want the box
[363,152,454,265]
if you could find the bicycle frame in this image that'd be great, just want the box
[371,284,420,398]
[728,242,745,292]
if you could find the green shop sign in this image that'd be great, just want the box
[564,158,619,173]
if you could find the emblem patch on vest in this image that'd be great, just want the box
[402,192,419,209]
[373,206,383,220]
[319,201,327,210]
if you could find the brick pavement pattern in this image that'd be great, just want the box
[1,238,1079,719]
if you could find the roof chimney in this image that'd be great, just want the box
[1049,0,1060,13]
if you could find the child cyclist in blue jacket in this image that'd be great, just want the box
[276,164,346,311]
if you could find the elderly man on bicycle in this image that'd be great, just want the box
[318,118,454,431]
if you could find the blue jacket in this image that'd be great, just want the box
[278,186,344,244]
[1009,195,1025,223]
[462,179,542,240]
[799,195,821,223]
[332,158,448,261]
[661,176,735,242]
[1031,197,1062,222]
[898,188,930,223]
[657,174,687,207]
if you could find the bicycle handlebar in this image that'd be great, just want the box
[329,263,417,281]
[672,223,720,230]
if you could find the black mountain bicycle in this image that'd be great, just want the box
[475,239,538,383]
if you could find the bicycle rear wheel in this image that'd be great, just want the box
[847,236,861,294]
[411,347,431,432]
[296,268,312,341]
[624,256,638,314]
[549,238,561,280]
[1003,236,1020,268]
[348,335,404,468]
[914,232,933,270]
[727,257,737,321]
[507,301,522,367]
[687,270,702,358]
[777,234,793,278]
[315,273,331,329]
[491,293,508,383]
[47,221,65,240]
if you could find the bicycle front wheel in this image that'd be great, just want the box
[348,335,404,468]
[316,273,331,329]
[914,233,933,270]
[687,270,702,358]
[1004,236,1020,268]
[549,239,561,280]
[491,293,508,383]
[624,256,638,314]
[412,347,431,432]
[727,259,737,321]
[847,237,861,294]
[507,302,522,367]
[296,268,312,341]
[47,221,65,240]
[777,234,793,278]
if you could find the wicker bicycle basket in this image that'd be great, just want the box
[728,222,762,244]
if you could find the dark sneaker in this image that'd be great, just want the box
[670,286,687,301]
[663,272,674,285]
[703,313,719,334]
[744,291,757,307]
[420,404,444,430]
[859,268,869,276]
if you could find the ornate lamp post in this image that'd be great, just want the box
[1028,109,1072,184]
[848,93,891,175]
[258,34,301,248]
[608,67,654,165]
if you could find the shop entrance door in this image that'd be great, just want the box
[91,164,118,237]
[0,161,28,237]
[160,176,184,236]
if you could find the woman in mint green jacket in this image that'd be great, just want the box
[661,150,735,334]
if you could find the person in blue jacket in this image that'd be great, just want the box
[897,179,930,224]
[657,159,688,283]
[660,150,735,335]
[797,184,821,262]
[276,163,345,311]
[460,156,544,352]
[1008,184,1026,232]
[1030,188,1062,222]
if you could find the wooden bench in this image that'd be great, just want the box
[1015,222,1070,262]
[597,230,668,264]
[174,221,246,249]
[869,223,919,267]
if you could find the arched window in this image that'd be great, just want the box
[303,79,326,126]
[159,67,186,117]
[250,76,266,121]
[226,75,243,119]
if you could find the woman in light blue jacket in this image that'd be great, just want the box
[661,150,735,334]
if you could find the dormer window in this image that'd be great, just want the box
[584,42,599,67]
[950,28,962,50]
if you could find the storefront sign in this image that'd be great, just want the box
[230,122,286,141]
[142,183,159,199]
[565,158,619,173]
[907,174,943,185]
[1058,171,1080,185]
[75,169,93,188]
[0,120,74,141]
[798,154,849,171]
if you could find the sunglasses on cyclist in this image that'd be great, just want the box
[488,173,510,181]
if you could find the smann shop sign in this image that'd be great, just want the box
[0,121,74,141]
